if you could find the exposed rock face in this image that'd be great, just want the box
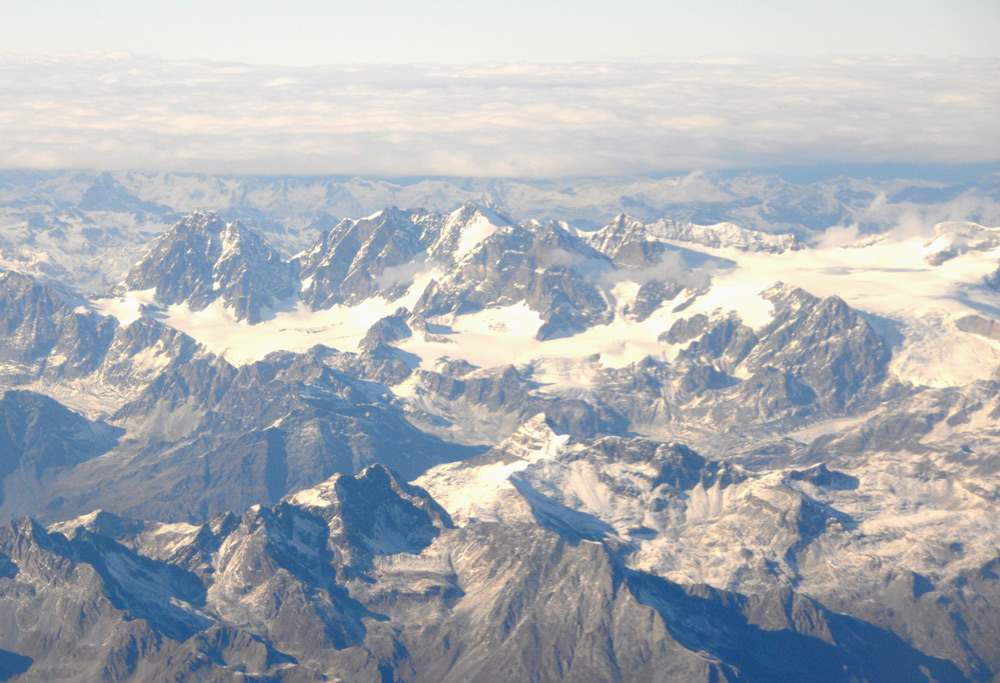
[0,390,121,516]
[0,268,220,408]
[125,211,298,322]
[297,206,438,309]
[0,269,117,380]
[589,283,895,435]
[425,201,512,265]
[957,314,1000,341]
[359,307,413,352]
[48,347,480,523]
[2,194,1000,681]
[414,220,614,340]
[585,213,668,268]
[922,222,1000,266]
[645,217,801,253]
[0,465,974,682]
[584,213,743,275]
[625,279,684,322]
[0,272,484,524]
[738,283,892,414]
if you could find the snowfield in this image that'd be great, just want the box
[94,222,1000,390]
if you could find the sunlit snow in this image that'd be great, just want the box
[91,225,1000,389]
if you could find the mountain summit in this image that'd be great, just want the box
[125,211,298,322]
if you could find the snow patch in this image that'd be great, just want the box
[455,213,500,259]
[92,288,157,326]
[287,478,340,508]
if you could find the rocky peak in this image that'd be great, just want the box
[297,206,430,309]
[358,307,413,352]
[922,221,1000,266]
[489,413,572,462]
[646,218,801,253]
[742,282,892,413]
[427,200,511,264]
[124,211,297,322]
[414,219,614,340]
[282,465,451,570]
[0,268,117,377]
[583,213,648,257]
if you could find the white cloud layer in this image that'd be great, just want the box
[1,53,997,177]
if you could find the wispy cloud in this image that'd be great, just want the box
[0,53,997,177]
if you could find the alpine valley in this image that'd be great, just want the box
[1,168,1000,682]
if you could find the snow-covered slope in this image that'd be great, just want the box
[91,215,1000,394]
[2,177,1000,680]
[124,211,298,323]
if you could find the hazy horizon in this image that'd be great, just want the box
[2,53,997,178]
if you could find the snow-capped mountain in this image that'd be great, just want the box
[125,211,298,323]
[3,168,997,292]
[296,206,440,309]
[0,464,969,682]
[0,170,1000,680]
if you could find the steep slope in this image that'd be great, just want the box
[0,268,219,416]
[9,344,477,524]
[0,390,122,519]
[646,217,801,253]
[0,466,970,682]
[418,415,1000,680]
[2,190,1000,681]
[296,206,435,309]
[125,211,298,323]
[0,269,479,524]
[0,269,117,382]
[414,219,614,340]
[3,169,997,292]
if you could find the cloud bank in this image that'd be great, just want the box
[1,53,997,177]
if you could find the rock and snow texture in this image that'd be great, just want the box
[80,204,1000,401]
[415,414,1000,680]
[0,464,975,682]
[295,206,438,309]
[645,217,801,253]
[426,200,511,264]
[124,211,298,323]
[922,222,1000,266]
[0,173,999,680]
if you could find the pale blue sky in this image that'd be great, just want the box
[1,0,997,65]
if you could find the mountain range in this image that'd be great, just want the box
[0,169,999,681]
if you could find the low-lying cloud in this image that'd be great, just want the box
[0,53,997,177]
